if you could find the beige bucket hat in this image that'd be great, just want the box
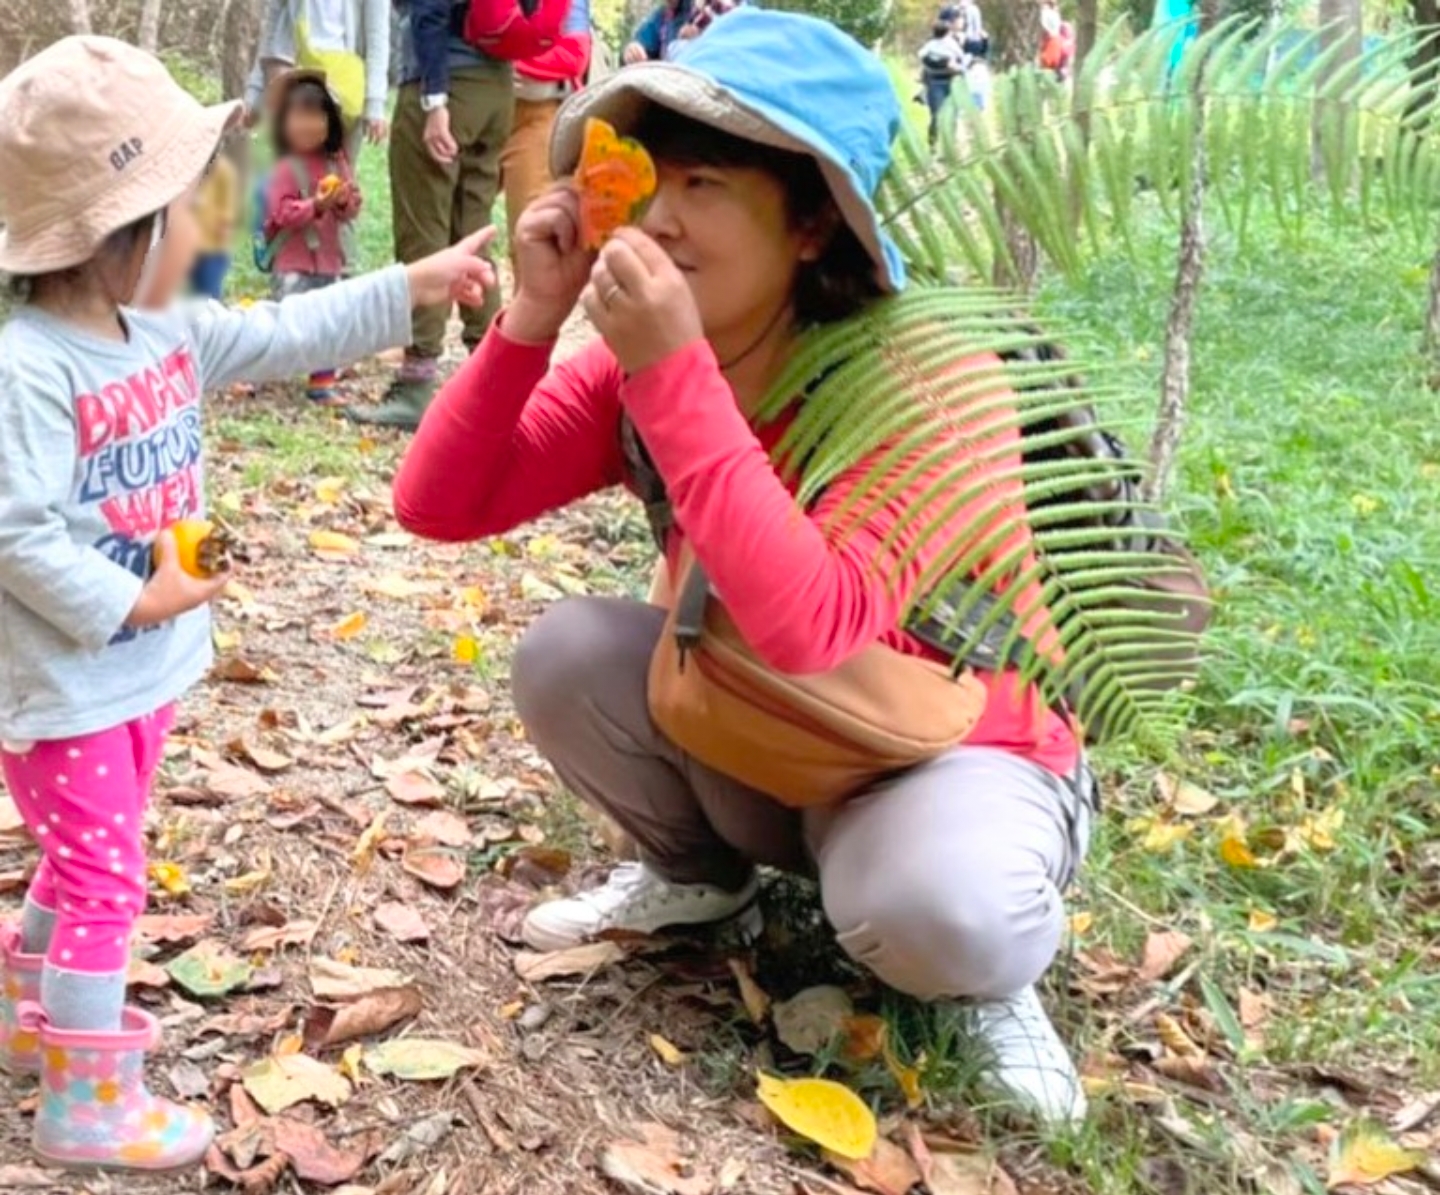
[0,36,241,275]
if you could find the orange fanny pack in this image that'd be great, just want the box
[646,560,988,808]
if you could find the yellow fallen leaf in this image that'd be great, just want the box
[224,852,272,895]
[148,861,192,897]
[357,436,377,453]
[1142,820,1194,854]
[1298,806,1344,853]
[1081,1075,1168,1104]
[1220,835,1261,869]
[314,477,347,505]
[309,530,361,557]
[884,1044,925,1110]
[1248,908,1278,933]
[324,611,368,641]
[457,585,489,613]
[728,958,771,1025]
[1327,1120,1426,1189]
[212,627,243,652]
[453,634,480,664]
[241,1053,351,1114]
[1155,1012,1204,1059]
[275,1033,304,1057]
[339,1043,364,1084]
[352,810,389,874]
[755,1072,876,1161]
[649,1034,687,1067]
[1069,910,1095,936]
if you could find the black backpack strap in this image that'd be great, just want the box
[619,413,673,552]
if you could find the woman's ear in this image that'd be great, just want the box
[797,204,843,264]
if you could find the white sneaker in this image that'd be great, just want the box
[963,985,1088,1128]
[521,863,762,951]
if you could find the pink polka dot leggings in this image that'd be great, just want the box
[1,707,173,973]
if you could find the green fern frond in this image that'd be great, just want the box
[889,19,1440,282]
[754,291,1207,747]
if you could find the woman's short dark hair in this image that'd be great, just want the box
[933,21,952,37]
[272,79,346,158]
[631,106,885,326]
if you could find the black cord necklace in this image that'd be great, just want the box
[718,302,794,373]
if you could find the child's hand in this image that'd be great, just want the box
[406,227,499,310]
[126,531,230,629]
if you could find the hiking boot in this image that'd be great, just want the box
[0,925,42,1075]
[951,984,1087,1129]
[22,1003,214,1172]
[342,374,439,431]
[522,862,762,951]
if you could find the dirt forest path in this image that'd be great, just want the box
[0,317,857,1195]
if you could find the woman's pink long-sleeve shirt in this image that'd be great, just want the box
[394,321,1080,777]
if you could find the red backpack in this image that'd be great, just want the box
[463,0,572,60]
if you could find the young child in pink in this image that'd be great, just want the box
[261,69,362,404]
[0,35,495,1174]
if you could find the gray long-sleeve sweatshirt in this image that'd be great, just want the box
[0,267,412,742]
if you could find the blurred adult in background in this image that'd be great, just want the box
[622,0,694,63]
[244,0,392,164]
[918,19,963,147]
[501,0,593,245]
[346,0,512,430]
[1039,0,1076,80]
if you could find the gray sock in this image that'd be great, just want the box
[41,967,125,1032]
[19,897,56,955]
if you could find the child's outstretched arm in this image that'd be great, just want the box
[185,230,497,390]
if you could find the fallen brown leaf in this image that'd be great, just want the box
[841,1014,889,1063]
[241,920,319,953]
[201,760,272,799]
[270,1117,374,1185]
[1138,930,1195,983]
[0,1163,67,1188]
[514,941,625,982]
[230,740,294,773]
[303,986,424,1049]
[373,901,431,943]
[825,1138,922,1195]
[384,771,446,807]
[500,845,573,889]
[599,1122,712,1195]
[127,957,170,988]
[135,913,215,943]
[926,1151,1019,1195]
[413,809,472,848]
[212,657,277,684]
[1156,772,1221,817]
[309,958,412,1002]
[401,843,465,890]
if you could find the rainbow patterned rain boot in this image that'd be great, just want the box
[0,925,42,1075]
[19,1002,214,1172]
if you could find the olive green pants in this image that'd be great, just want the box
[390,68,513,359]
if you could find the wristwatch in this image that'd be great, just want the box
[420,93,448,112]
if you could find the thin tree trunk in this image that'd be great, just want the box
[989,0,1043,291]
[138,0,164,52]
[67,0,92,34]
[1423,228,1440,367]
[1145,0,1219,503]
[1313,0,1362,180]
[1408,0,1440,128]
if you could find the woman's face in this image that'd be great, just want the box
[639,159,825,345]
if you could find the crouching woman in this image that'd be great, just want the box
[393,9,1096,1128]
